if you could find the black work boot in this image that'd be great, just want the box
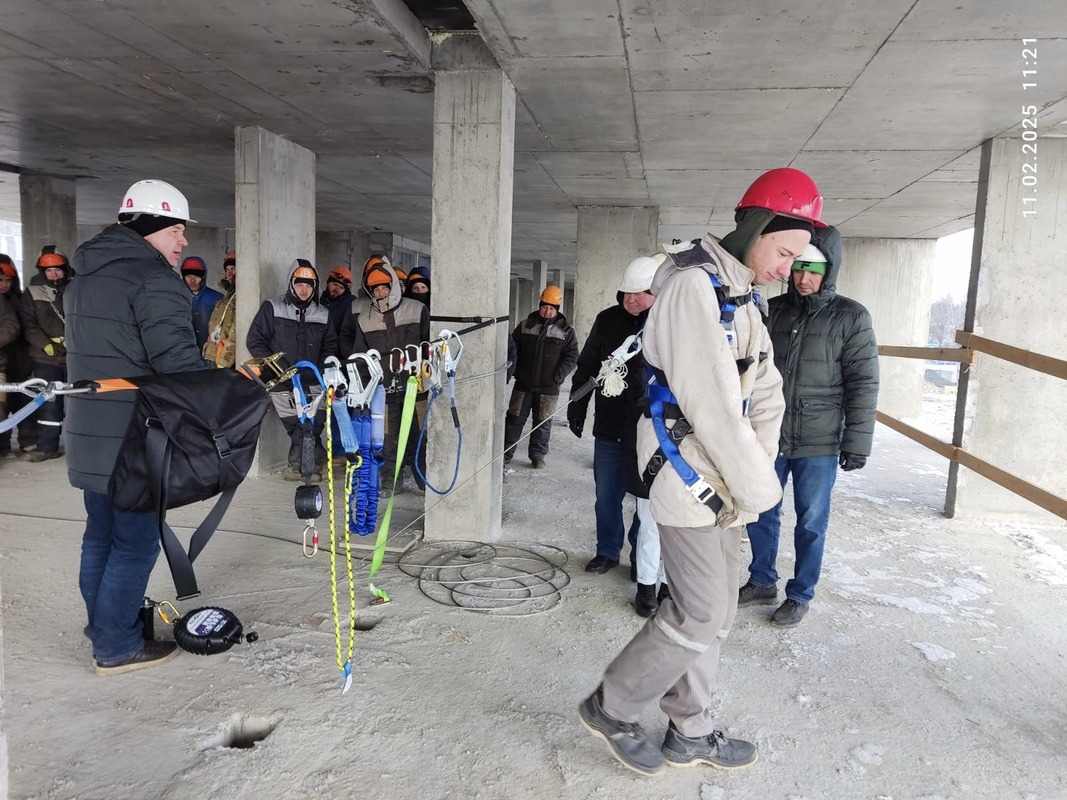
[635,583,659,617]
[738,581,778,608]
[661,723,757,769]
[657,582,671,603]
[578,686,665,776]
[584,555,619,574]
[770,598,809,628]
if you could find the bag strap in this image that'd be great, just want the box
[146,418,236,601]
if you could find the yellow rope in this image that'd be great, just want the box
[327,388,360,676]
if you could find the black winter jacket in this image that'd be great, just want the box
[20,272,70,367]
[0,293,18,375]
[508,311,579,396]
[768,226,880,459]
[246,286,337,392]
[569,299,648,442]
[65,224,206,493]
[320,289,355,335]
[1,276,32,382]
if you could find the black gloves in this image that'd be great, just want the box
[567,407,585,438]
[839,452,867,471]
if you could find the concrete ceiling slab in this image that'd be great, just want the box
[620,0,916,92]
[3,0,1067,273]
[637,88,845,170]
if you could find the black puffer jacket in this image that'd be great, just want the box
[568,299,648,441]
[65,224,206,493]
[768,226,880,459]
[21,272,70,367]
[508,310,579,396]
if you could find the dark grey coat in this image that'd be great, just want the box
[65,224,205,493]
[768,226,880,459]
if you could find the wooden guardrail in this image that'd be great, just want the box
[876,333,1067,521]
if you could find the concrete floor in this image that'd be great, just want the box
[1,418,1065,800]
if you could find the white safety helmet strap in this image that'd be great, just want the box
[119,179,196,223]
[618,253,666,294]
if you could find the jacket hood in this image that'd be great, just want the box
[719,208,776,267]
[363,260,402,313]
[285,259,320,308]
[657,235,766,314]
[786,224,842,309]
[73,223,170,277]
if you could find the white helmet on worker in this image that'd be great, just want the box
[618,253,666,294]
[118,179,196,223]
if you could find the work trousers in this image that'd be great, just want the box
[504,388,558,462]
[601,521,741,738]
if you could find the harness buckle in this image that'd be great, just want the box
[686,478,718,507]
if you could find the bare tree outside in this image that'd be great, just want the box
[929,294,966,347]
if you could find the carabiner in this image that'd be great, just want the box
[405,343,422,376]
[302,521,319,558]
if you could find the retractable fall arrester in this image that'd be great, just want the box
[142,597,259,656]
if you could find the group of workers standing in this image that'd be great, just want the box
[6,165,879,783]
[572,167,879,776]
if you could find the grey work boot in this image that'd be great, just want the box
[578,686,665,776]
[738,581,778,608]
[661,723,758,770]
[770,598,809,628]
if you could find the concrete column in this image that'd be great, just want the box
[235,126,316,475]
[425,67,515,542]
[949,137,1067,521]
[574,207,659,343]
[19,174,77,264]
[532,259,548,304]
[183,226,231,292]
[518,276,535,319]
[508,276,522,327]
[837,238,936,420]
[548,267,565,308]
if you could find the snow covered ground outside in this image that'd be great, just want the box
[2,390,1065,800]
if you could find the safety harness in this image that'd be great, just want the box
[641,265,761,514]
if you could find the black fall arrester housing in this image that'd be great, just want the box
[109,369,272,599]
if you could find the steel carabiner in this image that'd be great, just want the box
[302,521,319,558]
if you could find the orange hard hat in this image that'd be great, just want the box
[395,268,408,282]
[540,285,563,306]
[37,252,69,270]
[364,254,390,274]
[328,266,353,286]
[365,268,391,288]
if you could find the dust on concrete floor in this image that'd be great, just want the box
[2,418,1065,800]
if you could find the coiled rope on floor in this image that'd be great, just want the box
[397,541,570,616]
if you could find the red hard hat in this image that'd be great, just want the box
[736,168,826,228]
[328,266,353,286]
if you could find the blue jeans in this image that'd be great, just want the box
[79,491,162,663]
[746,455,838,604]
[593,437,640,562]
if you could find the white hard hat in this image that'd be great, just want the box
[798,243,827,263]
[618,253,666,294]
[118,179,196,223]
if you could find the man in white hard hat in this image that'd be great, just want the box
[66,179,206,676]
[567,255,667,616]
